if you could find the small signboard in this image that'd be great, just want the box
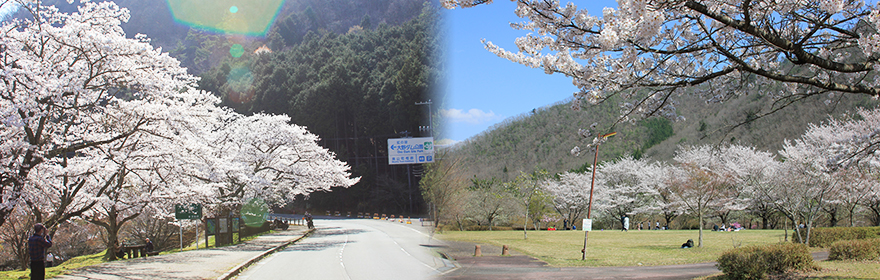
[206,219,216,235]
[582,219,593,231]
[175,204,202,220]
[219,218,228,234]
[388,137,434,165]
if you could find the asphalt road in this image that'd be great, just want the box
[235,218,453,280]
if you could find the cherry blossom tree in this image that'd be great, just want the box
[79,105,214,260]
[865,183,880,226]
[768,137,842,245]
[1,0,359,234]
[542,171,592,230]
[654,167,684,229]
[723,145,781,229]
[0,0,208,228]
[829,166,874,227]
[443,0,880,146]
[595,156,665,229]
[668,145,745,247]
[799,108,880,169]
[191,113,360,209]
[788,107,880,227]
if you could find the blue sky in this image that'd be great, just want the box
[441,0,619,143]
[0,0,620,144]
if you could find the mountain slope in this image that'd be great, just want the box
[447,90,879,180]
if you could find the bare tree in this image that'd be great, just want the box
[419,154,467,232]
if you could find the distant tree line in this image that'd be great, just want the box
[424,108,880,248]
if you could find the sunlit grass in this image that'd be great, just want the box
[700,260,880,280]
[439,229,880,279]
[439,229,798,267]
[0,227,290,279]
[806,260,880,279]
[0,250,104,280]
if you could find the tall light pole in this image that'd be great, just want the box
[582,132,615,261]
[415,100,433,137]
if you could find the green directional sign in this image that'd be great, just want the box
[175,204,202,220]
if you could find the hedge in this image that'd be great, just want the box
[790,226,880,247]
[717,243,814,279]
[828,238,880,261]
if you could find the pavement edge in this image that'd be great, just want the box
[216,228,315,280]
[436,251,460,275]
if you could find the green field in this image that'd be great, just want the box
[439,229,792,267]
[0,229,283,280]
[438,229,880,279]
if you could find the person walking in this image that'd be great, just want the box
[28,223,53,280]
[144,238,154,254]
[45,252,53,268]
[622,215,630,232]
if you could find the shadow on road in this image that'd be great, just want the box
[312,226,368,237]
[282,226,367,252]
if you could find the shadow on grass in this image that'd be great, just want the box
[636,244,682,251]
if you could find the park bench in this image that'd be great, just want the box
[119,244,147,259]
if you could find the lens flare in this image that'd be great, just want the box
[166,0,285,36]
[226,66,255,104]
[229,44,244,58]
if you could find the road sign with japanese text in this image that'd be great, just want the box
[388,137,434,165]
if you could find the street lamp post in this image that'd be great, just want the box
[415,100,433,137]
[581,132,615,261]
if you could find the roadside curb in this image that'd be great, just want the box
[216,228,315,280]
[436,251,460,275]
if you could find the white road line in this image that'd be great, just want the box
[389,236,439,271]
[339,232,352,280]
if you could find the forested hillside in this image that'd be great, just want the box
[23,0,442,215]
[197,6,442,215]
[33,0,433,74]
[449,88,879,181]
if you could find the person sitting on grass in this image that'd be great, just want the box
[681,239,694,249]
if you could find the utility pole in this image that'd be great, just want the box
[582,132,616,260]
[413,100,433,215]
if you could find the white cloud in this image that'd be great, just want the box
[0,2,20,20]
[434,138,459,147]
[441,108,502,124]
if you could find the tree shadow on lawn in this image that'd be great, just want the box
[636,244,697,251]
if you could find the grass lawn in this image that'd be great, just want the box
[805,260,880,279]
[0,228,285,280]
[439,229,880,279]
[0,251,104,280]
[439,229,794,267]
[700,261,880,280]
